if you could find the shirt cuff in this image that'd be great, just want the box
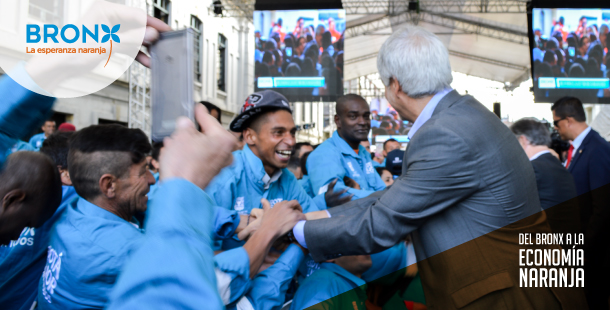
[293,221,307,249]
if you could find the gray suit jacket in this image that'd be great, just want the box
[304,90,540,262]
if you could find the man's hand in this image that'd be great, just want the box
[136,15,172,67]
[160,104,236,189]
[237,208,265,240]
[324,179,353,207]
[259,199,306,239]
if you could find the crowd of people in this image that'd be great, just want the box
[254,15,345,98]
[533,14,610,100]
[1,16,609,310]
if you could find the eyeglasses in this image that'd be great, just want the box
[553,118,567,127]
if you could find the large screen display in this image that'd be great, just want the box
[253,9,345,101]
[531,8,610,103]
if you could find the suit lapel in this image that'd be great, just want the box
[568,130,593,173]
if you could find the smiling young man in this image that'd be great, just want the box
[205,90,349,250]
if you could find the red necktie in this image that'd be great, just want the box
[566,144,574,168]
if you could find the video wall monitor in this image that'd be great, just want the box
[253,9,345,101]
[529,6,610,103]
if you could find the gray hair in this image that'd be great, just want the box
[510,118,552,146]
[377,25,453,98]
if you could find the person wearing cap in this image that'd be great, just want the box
[306,94,386,200]
[57,123,76,132]
[29,120,56,151]
[385,148,405,178]
[205,90,350,250]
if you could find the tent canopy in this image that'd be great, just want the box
[343,0,531,90]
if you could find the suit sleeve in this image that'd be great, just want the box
[107,179,223,309]
[584,143,610,250]
[304,125,479,262]
[0,74,55,164]
[307,148,376,199]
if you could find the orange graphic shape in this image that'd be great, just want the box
[104,40,113,68]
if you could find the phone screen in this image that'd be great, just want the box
[285,47,292,57]
[568,47,575,57]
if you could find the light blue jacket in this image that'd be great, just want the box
[0,186,77,310]
[29,132,46,150]
[4,140,35,158]
[298,175,314,197]
[290,263,367,310]
[38,190,246,309]
[37,197,145,309]
[307,131,386,199]
[107,179,223,309]
[0,75,55,165]
[228,244,305,310]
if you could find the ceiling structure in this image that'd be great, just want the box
[343,0,531,90]
[217,0,532,90]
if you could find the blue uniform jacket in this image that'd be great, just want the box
[4,140,35,158]
[298,175,314,197]
[107,179,223,309]
[307,131,386,199]
[206,145,324,216]
[228,244,305,310]
[29,132,46,150]
[0,75,55,164]
[0,186,77,310]
[38,189,243,309]
[290,263,367,310]
[37,197,145,309]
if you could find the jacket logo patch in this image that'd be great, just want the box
[269,198,283,208]
[365,162,374,174]
[234,197,245,211]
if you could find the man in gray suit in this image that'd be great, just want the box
[293,25,587,309]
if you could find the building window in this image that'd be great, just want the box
[217,34,227,92]
[191,15,203,82]
[153,0,170,24]
[29,0,63,24]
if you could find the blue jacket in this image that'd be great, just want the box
[290,263,367,310]
[38,190,243,309]
[4,140,35,158]
[107,179,223,309]
[229,244,305,310]
[307,131,386,199]
[361,241,407,282]
[0,75,55,165]
[29,132,46,150]
[37,197,145,309]
[298,175,314,197]
[0,186,77,310]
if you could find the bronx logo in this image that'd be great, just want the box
[26,23,121,67]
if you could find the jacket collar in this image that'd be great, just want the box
[331,131,364,158]
[76,197,133,225]
[431,89,465,117]
[242,144,282,189]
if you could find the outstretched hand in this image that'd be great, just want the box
[160,104,236,189]
[324,179,353,207]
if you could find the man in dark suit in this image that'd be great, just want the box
[293,25,587,309]
[511,118,580,238]
[552,96,610,309]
